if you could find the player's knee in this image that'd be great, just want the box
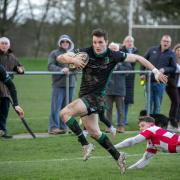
[60,108,69,122]
[89,130,101,140]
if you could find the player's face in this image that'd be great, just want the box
[139,121,151,131]
[0,41,10,52]
[92,36,108,55]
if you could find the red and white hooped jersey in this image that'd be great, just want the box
[140,125,180,154]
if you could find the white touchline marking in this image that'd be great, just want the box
[0,153,177,165]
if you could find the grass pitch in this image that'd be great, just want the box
[0,133,179,180]
[0,58,176,180]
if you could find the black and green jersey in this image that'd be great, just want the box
[79,46,127,97]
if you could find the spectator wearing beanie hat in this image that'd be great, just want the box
[48,34,76,134]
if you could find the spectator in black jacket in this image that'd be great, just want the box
[106,42,132,133]
[140,35,176,114]
[120,35,138,125]
[167,43,180,132]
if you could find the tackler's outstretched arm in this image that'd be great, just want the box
[128,151,154,169]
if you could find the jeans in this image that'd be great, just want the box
[150,82,166,114]
[0,97,10,133]
[48,87,75,131]
[124,103,129,125]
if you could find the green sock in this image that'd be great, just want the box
[97,133,120,160]
[66,117,88,146]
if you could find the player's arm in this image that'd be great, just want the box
[114,134,146,149]
[125,54,167,84]
[128,151,154,170]
[56,52,86,70]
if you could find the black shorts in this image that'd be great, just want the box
[80,94,106,115]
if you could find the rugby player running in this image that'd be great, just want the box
[56,28,167,174]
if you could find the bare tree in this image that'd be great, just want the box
[74,0,82,46]
[27,0,51,57]
[0,0,20,36]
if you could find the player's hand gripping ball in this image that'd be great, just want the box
[69,52,89,71]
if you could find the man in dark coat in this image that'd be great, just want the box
[0,37,24,138]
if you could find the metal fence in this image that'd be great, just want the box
[10,70,153,114]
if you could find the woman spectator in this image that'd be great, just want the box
[174,44,180,131]
[120,36,138,125]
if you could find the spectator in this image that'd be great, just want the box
[106,42,132,133]
[174,44,180,131]
[0,65,24,138]
[48,34,76,134]
[165,43,179,131]
[0,37,24,138]
[120,35,138,125]
[140,35,176,114]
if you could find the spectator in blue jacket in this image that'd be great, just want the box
[48,35,76,134]
[140,35,176,114]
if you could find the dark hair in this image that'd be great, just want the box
[138,116,155,124]
[91,28,108,41]
[139,109,168,128]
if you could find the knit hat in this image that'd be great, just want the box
[0,37,10,46]
[57,34,74,52]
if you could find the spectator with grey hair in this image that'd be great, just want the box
[48,34,76,134]
[0,37,24,139]
[120,35,138,126]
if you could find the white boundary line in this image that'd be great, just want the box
[0,153,177,165]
